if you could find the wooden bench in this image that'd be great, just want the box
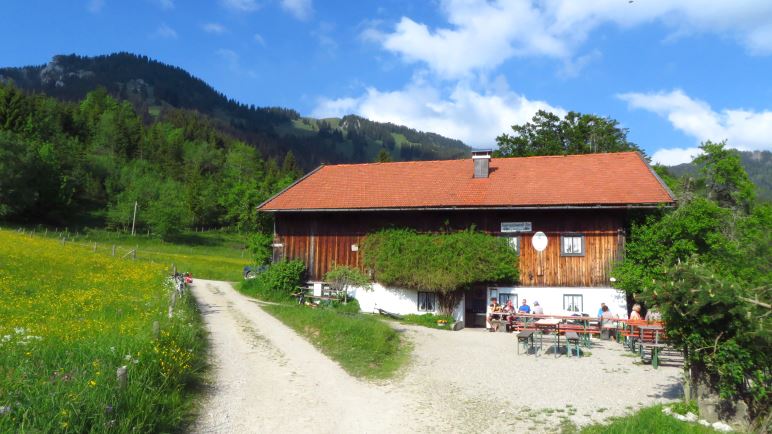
[638,325,667,368]
[640,343,668,368]
[565,331,581,358]
[516,330,535,355]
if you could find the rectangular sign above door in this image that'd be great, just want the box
[500,222,532,233]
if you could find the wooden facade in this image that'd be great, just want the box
[273,209,627,286]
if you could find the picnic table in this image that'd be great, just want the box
[529,318,582,357]
[637,324,666,368]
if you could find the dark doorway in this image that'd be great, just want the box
[464,287,488,327]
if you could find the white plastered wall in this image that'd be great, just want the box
[345,284,627,324]
[348,283,465,322]
[487,286,628,319]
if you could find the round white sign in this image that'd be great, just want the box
[531,231,548,252]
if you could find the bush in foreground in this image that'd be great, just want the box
[0,230,206,432]
[239,259,306,302]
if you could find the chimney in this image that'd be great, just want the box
[472,149,491,178]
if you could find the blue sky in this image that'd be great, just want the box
[2,0,772,164]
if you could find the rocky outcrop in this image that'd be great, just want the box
[38,57,95,88]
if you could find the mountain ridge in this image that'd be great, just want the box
[0,52,469,169]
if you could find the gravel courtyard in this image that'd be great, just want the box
[191,279,683,434]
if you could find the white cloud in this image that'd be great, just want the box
[650,147,703,166]
[312,76,564,148]
[87,0,104,13]
[152,23,178,39]
[280,0,312,21]
[221,0,259,12]
[203,23,227,34]
[369,0,772,79]
[619,89,772,165]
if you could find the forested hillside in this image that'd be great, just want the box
[0,53,469,168]
[667,150,772,202]
[0,83,296,235]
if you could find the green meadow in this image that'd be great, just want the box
[0,230,206,432]
[16,226,251,281]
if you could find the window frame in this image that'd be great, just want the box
[560,233,586,257]
[563,294,583,313]
[417,291,437,312]
[504,235,520,256]
[498,293,518,306]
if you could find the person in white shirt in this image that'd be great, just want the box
[532,300,544,315]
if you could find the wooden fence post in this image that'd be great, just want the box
[116,366,127,389]
[93,242,97,253]
[152,321,160,339]
[112,245,116,256]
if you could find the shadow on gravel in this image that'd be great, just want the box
[648,381,684,400]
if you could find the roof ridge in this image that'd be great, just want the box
[322,151,639,168]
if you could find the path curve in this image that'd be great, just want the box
[189,279,408,434]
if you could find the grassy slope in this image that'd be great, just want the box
[261,304,409,379]
[14,226,249,281]
[238,279,410,379]
[0,229,206,432]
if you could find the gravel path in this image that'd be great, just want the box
[190,279,683,433]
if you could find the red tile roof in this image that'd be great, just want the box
[259,152,674,211]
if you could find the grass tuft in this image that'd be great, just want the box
[579,405,717,434]
[400,313,455,330]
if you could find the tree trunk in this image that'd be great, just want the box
[437,290,463,316]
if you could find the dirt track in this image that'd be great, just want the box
[190,279,683,433]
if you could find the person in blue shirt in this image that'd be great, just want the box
[597,302,607,319]
[518,299,531,314]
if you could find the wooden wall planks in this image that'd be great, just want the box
[273,209,626,285]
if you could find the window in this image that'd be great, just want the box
[417,292,436,312]
[560,234,585,256]
[498,293,518,306]
[563,294,583,313]
[505,236,520,255]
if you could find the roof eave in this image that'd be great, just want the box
[256,164,325,211]
[260,203,676,213]
[636,151,678,203]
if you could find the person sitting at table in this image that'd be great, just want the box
[630,303,643,321]
[645,305,662,322]
[503,300,515,313]
[518,299,531,314]
[532,300,544,315]
[487,297,502,331]
[516,299,531,323]
[597,302,607,319]
[502,300,516,331]
[600,305,616,341]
